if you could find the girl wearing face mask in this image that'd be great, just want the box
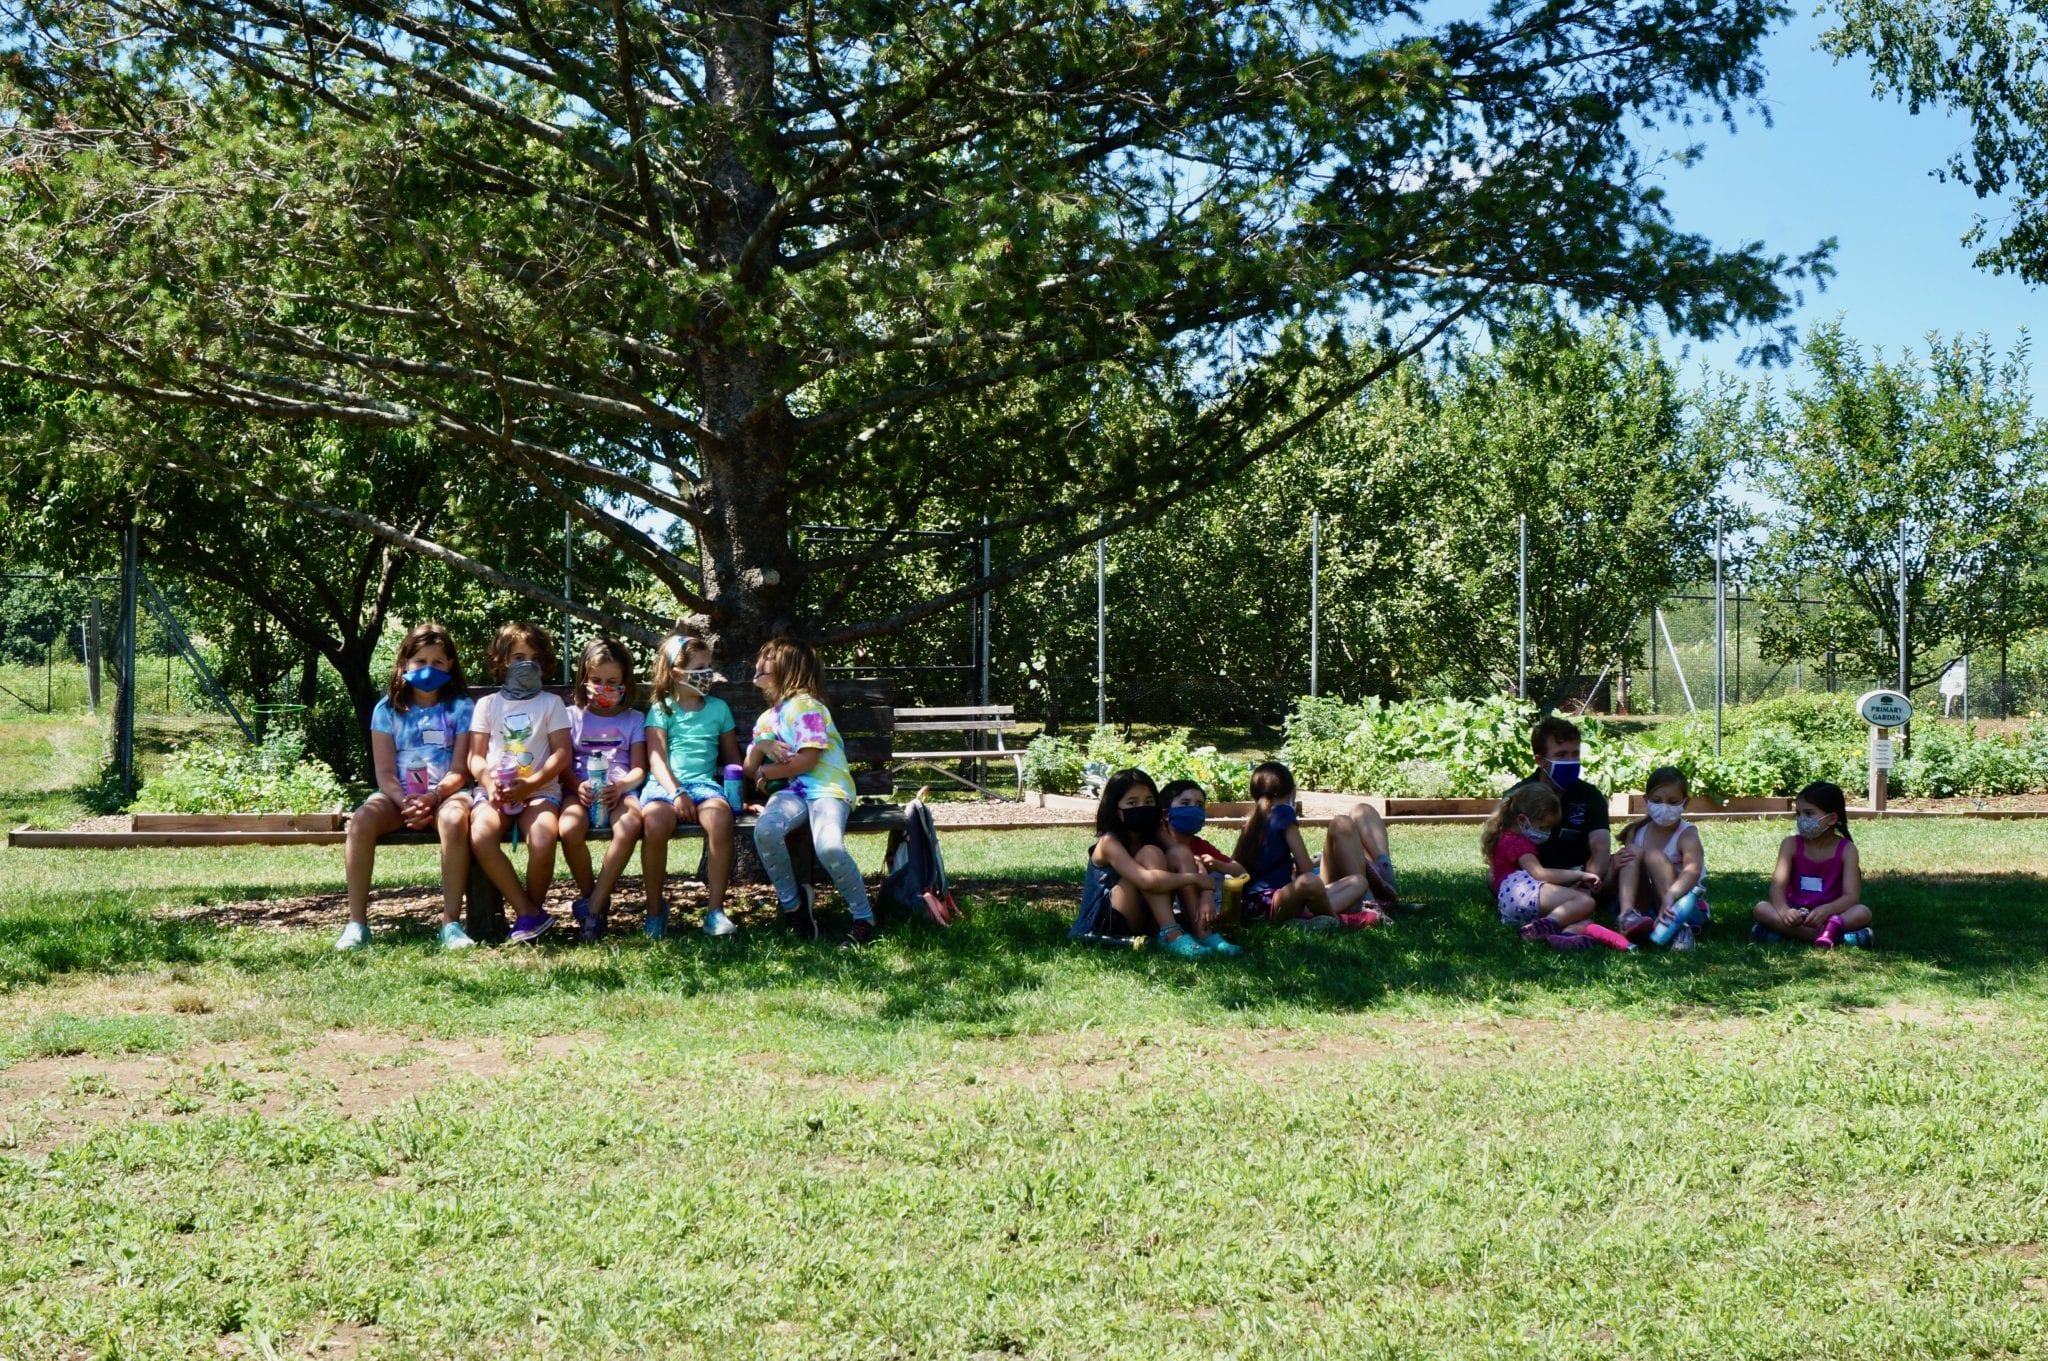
[1753,781,1871,948]
[1482,781,1601,949]
[1614,766,1709,949]
[467,621,575,944]
[1231,761,1377,930]
[1070,768,1227,957]
[338,622,477,952]
[1156,780,1245,955]
[558,638,650,943]
[641,631,742,939]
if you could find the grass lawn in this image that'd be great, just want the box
[4,813,2048,1359]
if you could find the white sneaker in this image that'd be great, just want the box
[702,908,738,937]
[1670,924,1697,952]
[439,921,476,951]
[335,921,369,952]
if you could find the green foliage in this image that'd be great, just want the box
[1025,728,1249,799]
[133,729,349,815]
[1893,722,2048,799]
[1283,695,1552,797]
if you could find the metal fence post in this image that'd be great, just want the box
[118,523,138,798]
[1713,517,1724,755]
[1309,508,1319,698]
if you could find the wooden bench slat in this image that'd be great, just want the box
[893,749,1027,762]
[892,720,1018,732]
[894,706,1017,717]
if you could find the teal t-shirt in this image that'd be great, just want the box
[646,695,735,785]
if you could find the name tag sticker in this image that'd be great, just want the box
[423,729,453,747]
[1798,875,1824,895]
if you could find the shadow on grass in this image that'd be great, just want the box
[4,867,2043,1027]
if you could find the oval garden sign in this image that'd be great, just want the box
[1856,689,1914,728]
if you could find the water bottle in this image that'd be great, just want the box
[495,751,524,815]
[1219,874,1248,927]
[1075,932,1147,952]
[1840,927,1873,949]
[722,763,744,811]
[585,753,610,832]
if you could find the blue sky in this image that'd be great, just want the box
[1650,7,2042,393]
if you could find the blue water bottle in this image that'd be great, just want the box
[722,763,744,811]
[585,754,610,832]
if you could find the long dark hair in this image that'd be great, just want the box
[1095,767,1164,853]
[1797,779,1852,840]
[385,621,471,715]
[1231,760,1297,868]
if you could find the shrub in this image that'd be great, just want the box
[1020,734,1086,795]
[134,728,350,815]
[1038,727,1252,800]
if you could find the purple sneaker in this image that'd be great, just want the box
[571,898,606,945]
[1546,929,1599,951]
[508,912,555,944]
[1519,916,1561,942]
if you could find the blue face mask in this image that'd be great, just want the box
[1545,758,1581,788]
[403,664,452,693]
[1522,821,1553,845]
[503,658,544,700]
[1167,805,1207,835]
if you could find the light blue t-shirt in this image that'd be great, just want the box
[370,693,475,796]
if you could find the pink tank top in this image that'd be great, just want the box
[1789,838,1846,909]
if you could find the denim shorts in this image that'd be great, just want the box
[639,779,725,807]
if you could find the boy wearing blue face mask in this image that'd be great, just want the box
[1158,780,1246,955]
[338,622,478,952]
[1505,715,1624,900]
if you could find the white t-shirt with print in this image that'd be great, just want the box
[468,691,573,804]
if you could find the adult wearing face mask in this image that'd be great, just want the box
[1503,716,1630,905]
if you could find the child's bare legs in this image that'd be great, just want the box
[470,802,539,918]
[588,803,645,914]
[1642,848,1680,927]
[640,800,677,913]
[1323,805,1397,900]
[1616,846,1646,919]
[1754,898,1871,942]
[432,796,470,925]
[518,804,559,908]
[344,794,404,927]
[1538,882,1597,930]
[1271,872,1334,922]
[558,798,596,897]
[695,798,734,915]
[1109,845,1182,935]
[1167,844,1218,938]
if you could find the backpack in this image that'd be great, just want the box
[882,798,959,927]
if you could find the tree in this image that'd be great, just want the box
[1827,0,2048,283]
[1745,324,2048,695]
[0,0,1828,659]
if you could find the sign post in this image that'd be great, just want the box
[1857,689,1914,813]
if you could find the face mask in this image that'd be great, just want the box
[1119,805,1162,840]
[1166,805,1207,835]
[1521,821,1552,845]
[503,658,544,700]
[1647,800,1684,828]
[1796,813,1832,839]
[588,681,624,708]
[680,667,715,695]
[403,663,452,693]
[1545,758,1581,787]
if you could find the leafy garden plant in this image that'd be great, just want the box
[133,729,349,816]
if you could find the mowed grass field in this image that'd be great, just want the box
[4,716,2048,1357]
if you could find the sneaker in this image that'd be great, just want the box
[1198,934,1245,957]
[571,897,606,945]
[334,921,369,952]
[1669,924,1697,952]
[1519,916,1561,942]
[701,908,737,938]
[1160,928,1208,958]
[1617,909,1656,942]
[1288,913,1341,933]
[782,886,819,942]
[508,912,554,944]
[1749,922,1784,944]
[1546,930,1598,951]
[842,918,879,949]
[644,905,670,941]
[1384,900,1426,916]
[439,921,475,951]
[1337,909,1384,929]
[1840,927,1874,949]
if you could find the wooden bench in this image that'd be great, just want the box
[890,704,1024,799]
[365,678,905,940]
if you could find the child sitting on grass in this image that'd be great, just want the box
[1071,768,1236,957]
[1752,780,1873,948]
[1158,778,1245,953]
[1232,761,1382,930]
[1484,781,1603,950]
[1614,764,1708,950]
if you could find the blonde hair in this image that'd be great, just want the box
[648,630,712,706]
[1481,782,1562,862]
[754,635,827,704]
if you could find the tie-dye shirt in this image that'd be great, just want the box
[750,692,856,803]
